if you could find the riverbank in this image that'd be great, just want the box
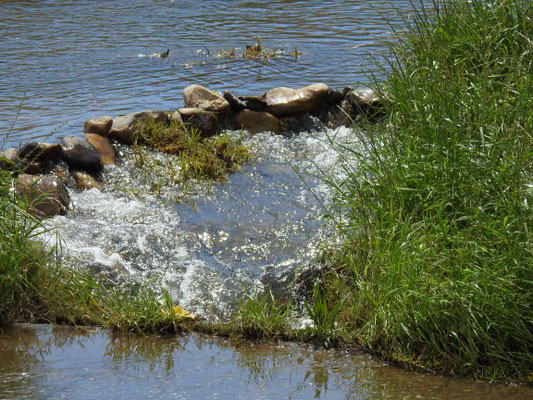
[316,0,533,383]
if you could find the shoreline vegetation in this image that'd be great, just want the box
[1,0,531,385]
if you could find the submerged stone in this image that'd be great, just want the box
[233,109,281,134]
[73,170,101,191]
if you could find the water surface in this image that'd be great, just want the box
[1,0,420,146]
[1,324,531,400]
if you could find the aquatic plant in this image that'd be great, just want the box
[320,0,533,382]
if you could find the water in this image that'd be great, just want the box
[1,0,416,146]
[1,324,531,400]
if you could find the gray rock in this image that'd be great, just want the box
[179,108,219,138]
[169,110,184,125]
[344,88,383,119]
[183,85,231,116]
[15,174,70,218]
[84,116,113,136]
[85,133,116,166]
[233,110,281,134]
[61,136,103,173]
[263,83,330,117]
[109,109,169,145]
[0,148,23,171]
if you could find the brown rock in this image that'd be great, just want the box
[109,110,169,145]
[85,133,116,165]
[61,136,103,173]
[16,174,70,218]
[73,171,101,191]
[18,142,64,163]
[178,108,219,138]
[233,110,281,134]
[263,83,329,117]
[84,116,113,136]
[183,85,231,116]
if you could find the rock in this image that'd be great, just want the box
[262,83,330,117]
[344,88,383,119]
[15,174,70,217]
[237,95,268,112]
[84,133,116,165]
[169,110,184,125]
[61,136,103,173]
[178,108,219,138]
[183,85,231,116]
[0,148,23,171]
[72,170,101,191]
[109,109,169,145]
[233,110,281,134]
[84,116,113,136]
[18,142,64,163]
[223,91,246,112]
[318,88,351,128]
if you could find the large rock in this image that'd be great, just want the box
[183,85,231,116]
[0,148,23,171]
[15,174,70,217]
[84,116,113,137]
[18,142,64,163]
[109,110,169,145]
[61,136,103,173]
[233,110,281,134]
[178,108,219,138]
[263,83,330,117]
[84,133,116,165]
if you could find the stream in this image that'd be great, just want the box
[1,0,530,398]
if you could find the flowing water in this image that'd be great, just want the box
[2,1,530,398]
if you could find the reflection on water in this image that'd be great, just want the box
[1,324,531,400]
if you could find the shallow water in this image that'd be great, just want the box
[1,0,420,146]
[1,324,531,400]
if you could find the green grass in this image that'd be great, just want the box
[136,119,251,183]
[318,0,533,382]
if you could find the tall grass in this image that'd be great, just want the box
[322,0,533,381]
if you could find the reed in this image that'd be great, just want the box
[321,0,533,382]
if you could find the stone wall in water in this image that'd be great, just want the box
[0,83,382,218]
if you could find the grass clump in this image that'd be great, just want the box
[236,289,295,339]
[136,119,251,182]
[321,0,533,382]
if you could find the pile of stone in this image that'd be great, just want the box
[0,83,381,218]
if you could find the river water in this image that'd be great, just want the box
[2,0,530,398]
[1,324,531,400]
